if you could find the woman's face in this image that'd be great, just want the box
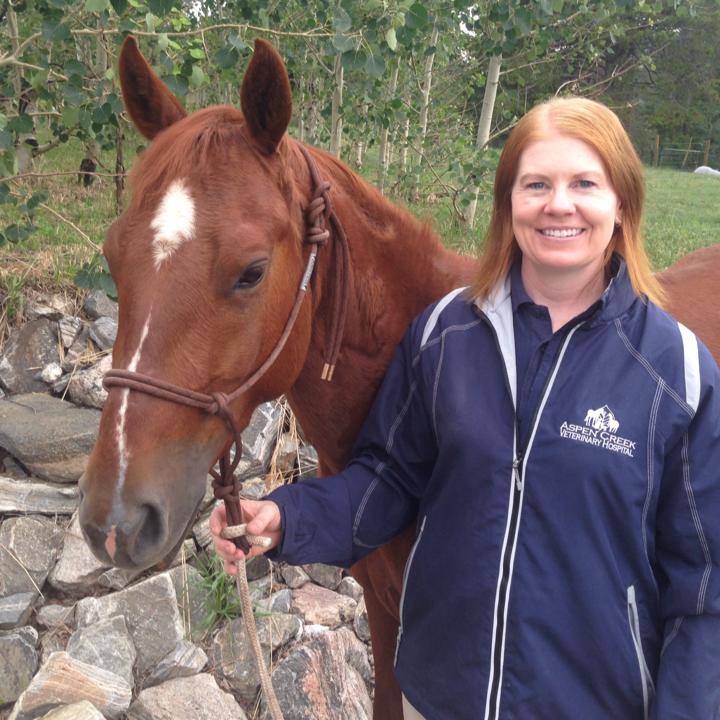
[511,133,621,280]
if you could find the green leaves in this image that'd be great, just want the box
[364,52,385,78]
[332,6,352,33]
[85,0,109,11]
[214,46,240,69]
[385,27,397,51]
[332,34,357,53]
[75,255,117,298]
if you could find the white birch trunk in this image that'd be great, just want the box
[378,59,400,194]
[329,54,344,157]
[465,54,502,229]
[411,22,439,201]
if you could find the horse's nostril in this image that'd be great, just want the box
[135,503,165,556]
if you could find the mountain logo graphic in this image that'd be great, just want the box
[584,405,620,433]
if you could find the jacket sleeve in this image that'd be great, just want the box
[266,316,438,568]
[651,345,720,719]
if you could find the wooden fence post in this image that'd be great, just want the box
[653,134,660,167]
[703,139,711,166]
[681,137,693,169]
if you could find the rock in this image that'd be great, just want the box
[212,612,302,702]
[88,317,117,351]
[297,444,319,479]
[66,615,136,688]
[36,604,75,630]
[303,624,330,638]
[0,320,60,394]
[303,563,343,590]
[128,673,246,720]
[61,326,93,372]
[337,576,364,602]
[48,514,110,594]
[8,651,132,720]
[75,573,184,675]
[1,453,28,478]
[0,515,63,597]
[267,627,372,720]
[39,631,67,666]
[0,394,100,482]
[0,592,37,629]
[0,476,79,515]
[239,474,270,500]
[38,700,106,719]
[0,626,38,704]
[40,362,63,384]
[57,317,82,349]
[353,596,370,641]
[242,402,282,468]
[256,588,292,614]
[291,584,357,628]
[66,355,111,409]
[273,431,299,474]
[248,574,272,603]
[143,640,207,688]
[83,290,118,321]
[246,554,271,581]
[280,563,310,589]
[191,504,217,548]
[165,565,211,643]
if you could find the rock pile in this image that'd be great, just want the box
[0,291,370,720]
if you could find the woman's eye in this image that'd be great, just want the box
[527,181,545,190]
[234,262,266,290]
[577,179,596,189]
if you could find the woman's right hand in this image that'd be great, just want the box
[209,499,283,576]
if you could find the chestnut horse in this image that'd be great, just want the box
[79,36,719,720]
[79,37,473,720]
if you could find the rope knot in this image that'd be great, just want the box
[209,391,230,418]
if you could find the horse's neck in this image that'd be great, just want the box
[287,157,476,473]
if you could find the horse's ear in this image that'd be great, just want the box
[240,39,292,155]
[119,36,186,140]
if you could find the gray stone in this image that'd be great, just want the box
[242,402,282,467]
[36,604,75,630]
[0,394,100,482]
[0,320,60,394]
[212,612,302,702]
[165,565,212,643]
[26,297,68,322]
[302,623,330,638]
[66,615,136,688]
[143,640,207,688]
[255,588,292,614]
[191,504,216,549]
[88,317,117,351]
[0,626,38,704]
[40,362,63,384]
[128,673,246,720]
[66,355,111,409]
[337,575,364,602]
[39,700,106,719]
[273,431,299,474]
[75,573,184,675]
[248,574,272,603]
[291,584,357,628]
[267,627,372,720]
[0,592,36,629]
[297,444,319,479]
[83,290,118,321]
[694,165,720,177]
[0,476,79,515]
[0,515,63,597]
[61,326,93,372]
[280,563,310,589]
[246,554,271,581]
[39,631,67,666]
[239,474,270,500]
[58,316,82,349]
[303,563,343,590]
[48,514,110,594]
[353,596,370,641]
[8,651,132,720]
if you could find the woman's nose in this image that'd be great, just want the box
[545,186,574,214]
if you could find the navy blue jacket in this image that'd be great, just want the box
[268,261,720,720]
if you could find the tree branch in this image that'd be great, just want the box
[71,23,341,39]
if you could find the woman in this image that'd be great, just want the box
[211,98,720,719]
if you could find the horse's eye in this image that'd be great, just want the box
[234,261,266,290]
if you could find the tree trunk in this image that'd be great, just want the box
[329,54,344,157]
[399,116,410,180]
[378,60,400,194]
[306,76,320,145]
[8,5,35,173]
[115,123,125,215]
[465,54,502,229]
[411,22,439,202]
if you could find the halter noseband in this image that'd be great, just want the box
[103,145,350,552]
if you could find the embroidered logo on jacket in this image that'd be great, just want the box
[560,405,636,457]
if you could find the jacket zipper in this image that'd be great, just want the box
[483,317,585,720]
[627,585,655,720]
[394,514,428,665]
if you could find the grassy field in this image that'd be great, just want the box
[2,136,718,331]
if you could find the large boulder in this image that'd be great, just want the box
[0,477,79,515]
[0,320,60,394]
[0,626,38,704]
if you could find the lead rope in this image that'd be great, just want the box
[103,144,350,720]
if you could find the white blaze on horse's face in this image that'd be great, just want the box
[151,179,195,270]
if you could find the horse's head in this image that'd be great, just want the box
[79,37,315,569]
